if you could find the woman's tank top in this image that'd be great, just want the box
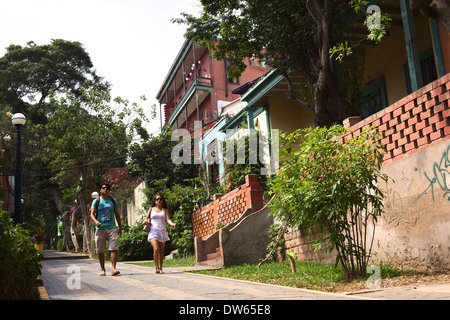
[150,207,166,231]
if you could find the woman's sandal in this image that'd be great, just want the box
[159,269,165,274]
[156,268,160,274]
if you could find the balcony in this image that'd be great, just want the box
[167,76,213,129]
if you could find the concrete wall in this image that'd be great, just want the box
[373,141,450,272]
[343,74,450,271]
[220,206,273,267]
[126,180,147,226]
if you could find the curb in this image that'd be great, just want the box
[29,279,50,300]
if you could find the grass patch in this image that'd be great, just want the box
[127,255,196,268]
[128,256,417,291]
[191,261,346,290]
[190,260,417,291]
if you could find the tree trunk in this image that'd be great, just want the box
[60,212,71,251]
[70,204,81,252]
[49,186,71,251]
[78,192,91,254]
[305,0,358,127]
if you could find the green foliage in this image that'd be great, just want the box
[329,41,353,62]
[127,129,198,192]
[222,132,267,193]
[269,125,388,280]
[29,83,147,201]
[118,221,152,261]
[365,11,392,44]
[0,211,43,299]
[128,129,205,256]
[164,182,207,257]
[348,0,369,13]
[170,208,194,257]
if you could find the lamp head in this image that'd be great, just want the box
[11,113,26,126]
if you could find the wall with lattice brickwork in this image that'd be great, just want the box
[192,174,263,239]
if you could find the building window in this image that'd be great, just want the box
[206,140,219,187]
[226,58,239,84]
[360,76,388,119]
[404,48,438,94]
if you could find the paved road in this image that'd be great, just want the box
[41,255,360,301]
[40,250,450,303]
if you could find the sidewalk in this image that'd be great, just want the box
[39,250,450,301]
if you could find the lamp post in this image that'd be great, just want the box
[12,113,26,225]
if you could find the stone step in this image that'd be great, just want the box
[197,248,222,266]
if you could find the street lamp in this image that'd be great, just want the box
[91,191,99,200]
[12,113,26,225]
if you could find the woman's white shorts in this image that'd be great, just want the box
[148,228,169,243]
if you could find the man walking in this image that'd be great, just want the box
[90,183,122,276]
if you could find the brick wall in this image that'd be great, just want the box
[282,227,336,264]
[343,73,450,164]
[192,174,263,239]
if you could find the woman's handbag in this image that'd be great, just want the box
[143,219,150,232]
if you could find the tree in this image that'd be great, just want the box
[268,125,388,280]
[0,40,111,245]
[29,84,148,253]
[127,129,199,192]
[0,39,109,116]
[174,0,445,126]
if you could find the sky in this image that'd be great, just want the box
[0,0,202,135]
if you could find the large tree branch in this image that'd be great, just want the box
[281,72,314,111]
[306,0,323,28]
[410,0,450,32]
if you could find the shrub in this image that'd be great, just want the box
[169,207,194,257]
[118,221,152,261]
[269,125,387,280]
[0,211,43,299]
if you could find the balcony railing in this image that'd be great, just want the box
[186,76,212,90]
[167,76,213,126]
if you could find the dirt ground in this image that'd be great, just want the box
[320,272,450,293]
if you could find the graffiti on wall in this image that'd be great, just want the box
[417,144,450,202]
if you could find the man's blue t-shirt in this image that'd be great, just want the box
[91,197,118,230]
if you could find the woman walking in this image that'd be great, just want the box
[145,194,176,274]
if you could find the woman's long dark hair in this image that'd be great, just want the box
[151,194,168,209]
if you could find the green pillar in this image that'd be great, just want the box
[400,0,423,91]
[246,108,255,132]
[430,19,446,77]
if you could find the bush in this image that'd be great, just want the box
[269,125,387,280]
[169,207,194,257]
[0,211,43,299]
[118,221,152,261]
